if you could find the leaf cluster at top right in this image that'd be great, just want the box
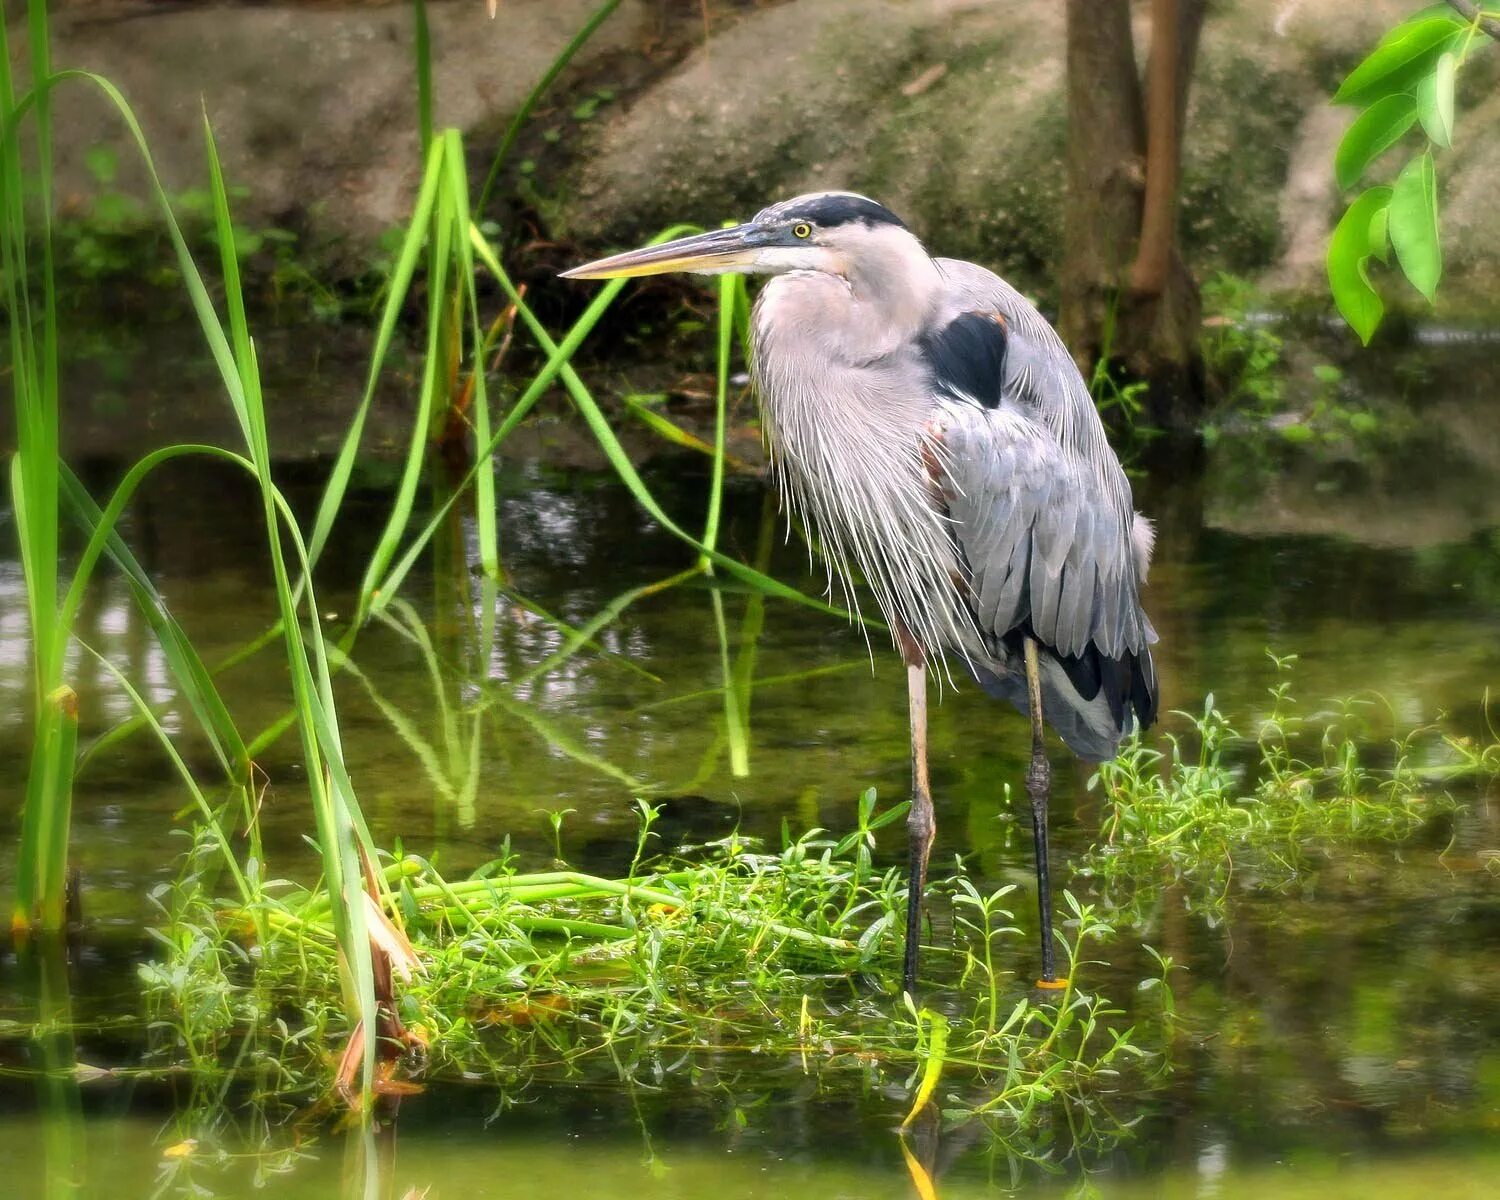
[1326,5,1496,344]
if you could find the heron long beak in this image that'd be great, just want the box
[560,223,766,279]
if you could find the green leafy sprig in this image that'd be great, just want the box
[1327,5,1496,342]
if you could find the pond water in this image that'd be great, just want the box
[2,332,1499,1197]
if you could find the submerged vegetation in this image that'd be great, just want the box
[1078,655,1486,924]
[120,673,1486,1152]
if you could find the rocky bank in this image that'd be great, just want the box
[13,0,1500,309]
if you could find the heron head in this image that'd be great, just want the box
[560,191,919,282]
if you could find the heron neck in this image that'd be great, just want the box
[753,230,944,366]
[841,236,944,347]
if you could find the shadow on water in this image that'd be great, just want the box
[3,335,1500,1196]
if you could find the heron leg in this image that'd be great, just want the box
[898,628,934,996]
[1023,637,1060,986]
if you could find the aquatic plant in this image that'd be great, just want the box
[4,0,76,936]
[126,799,1161,1187]
[1075,656,1474,922]
[3,0,852,1110]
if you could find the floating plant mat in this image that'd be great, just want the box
[139,796,1162,1148]
[134,683,1493,1142]
[1073,665,1494,924]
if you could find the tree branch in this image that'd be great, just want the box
[1131,0,1183,294]
[1447,0,1500,41]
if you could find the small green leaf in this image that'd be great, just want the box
[1334,94,1418,190]
[1326,185,1392,344]
[1389,151,1441,302]
[83,144,118,185]
[1333,15,1463,106]
[1416,51,1455,147]
[1368,203,1390,264]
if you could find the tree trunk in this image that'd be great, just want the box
[1132,0,1184,296]
[1060,0,1208,430]
[1059,0,1146,367]
[1121,0,1206,426]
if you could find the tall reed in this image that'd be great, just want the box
[1,0,384,1096]
[4,0,847,1106]
[4,0,74,935]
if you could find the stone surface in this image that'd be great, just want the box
[18,0,651,254]
[12,0,1500,305]
[555,0,1068,273]
[556,0,1499,305]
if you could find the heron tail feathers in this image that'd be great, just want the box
[969,640,1157,764]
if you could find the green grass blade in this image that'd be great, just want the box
[13,690,75,934]
[78,641,255,911]
[366,255,643,609]
[441,128,500,580]
[412,0,434,157]
[622,395,753,467]
[700,271,737,558]
[201,119,379,1102]
[58,457,250,785]
[709,587,749,778]
[307,143,445,569]
[356,136,455,622]
[5,4,65,932]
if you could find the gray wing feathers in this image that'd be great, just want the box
[941,406,1151,663]
[931,255,1155,664]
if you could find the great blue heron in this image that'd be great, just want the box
[563,192,1159,992]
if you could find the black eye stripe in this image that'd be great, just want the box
[753,193,906,231]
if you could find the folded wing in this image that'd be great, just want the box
[920,290,1159,756]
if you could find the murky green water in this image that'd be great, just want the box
[3,335,1499,1196]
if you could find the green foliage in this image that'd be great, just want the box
[1327,5,1496,341]
[1076,656,1480,924]
[4,0,67,935]
[1332,13,1467,106]
[1199,271,1286,414]
[1335,96,1419,190]
[1199,273,1394,448]
[1417,49,1457,145]
[1389,150,1442,300]
[141,801,1160,1167]
[38,142,312,299]
[1328,186,1394,342]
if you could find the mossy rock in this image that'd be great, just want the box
[1180,46,1310,275]
[555,0,1500,309]
[554,0,1070,291]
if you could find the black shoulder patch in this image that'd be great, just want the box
[759,193,907,231]
[918,311,1007,409]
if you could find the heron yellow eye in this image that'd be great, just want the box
[793,223,812,239]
